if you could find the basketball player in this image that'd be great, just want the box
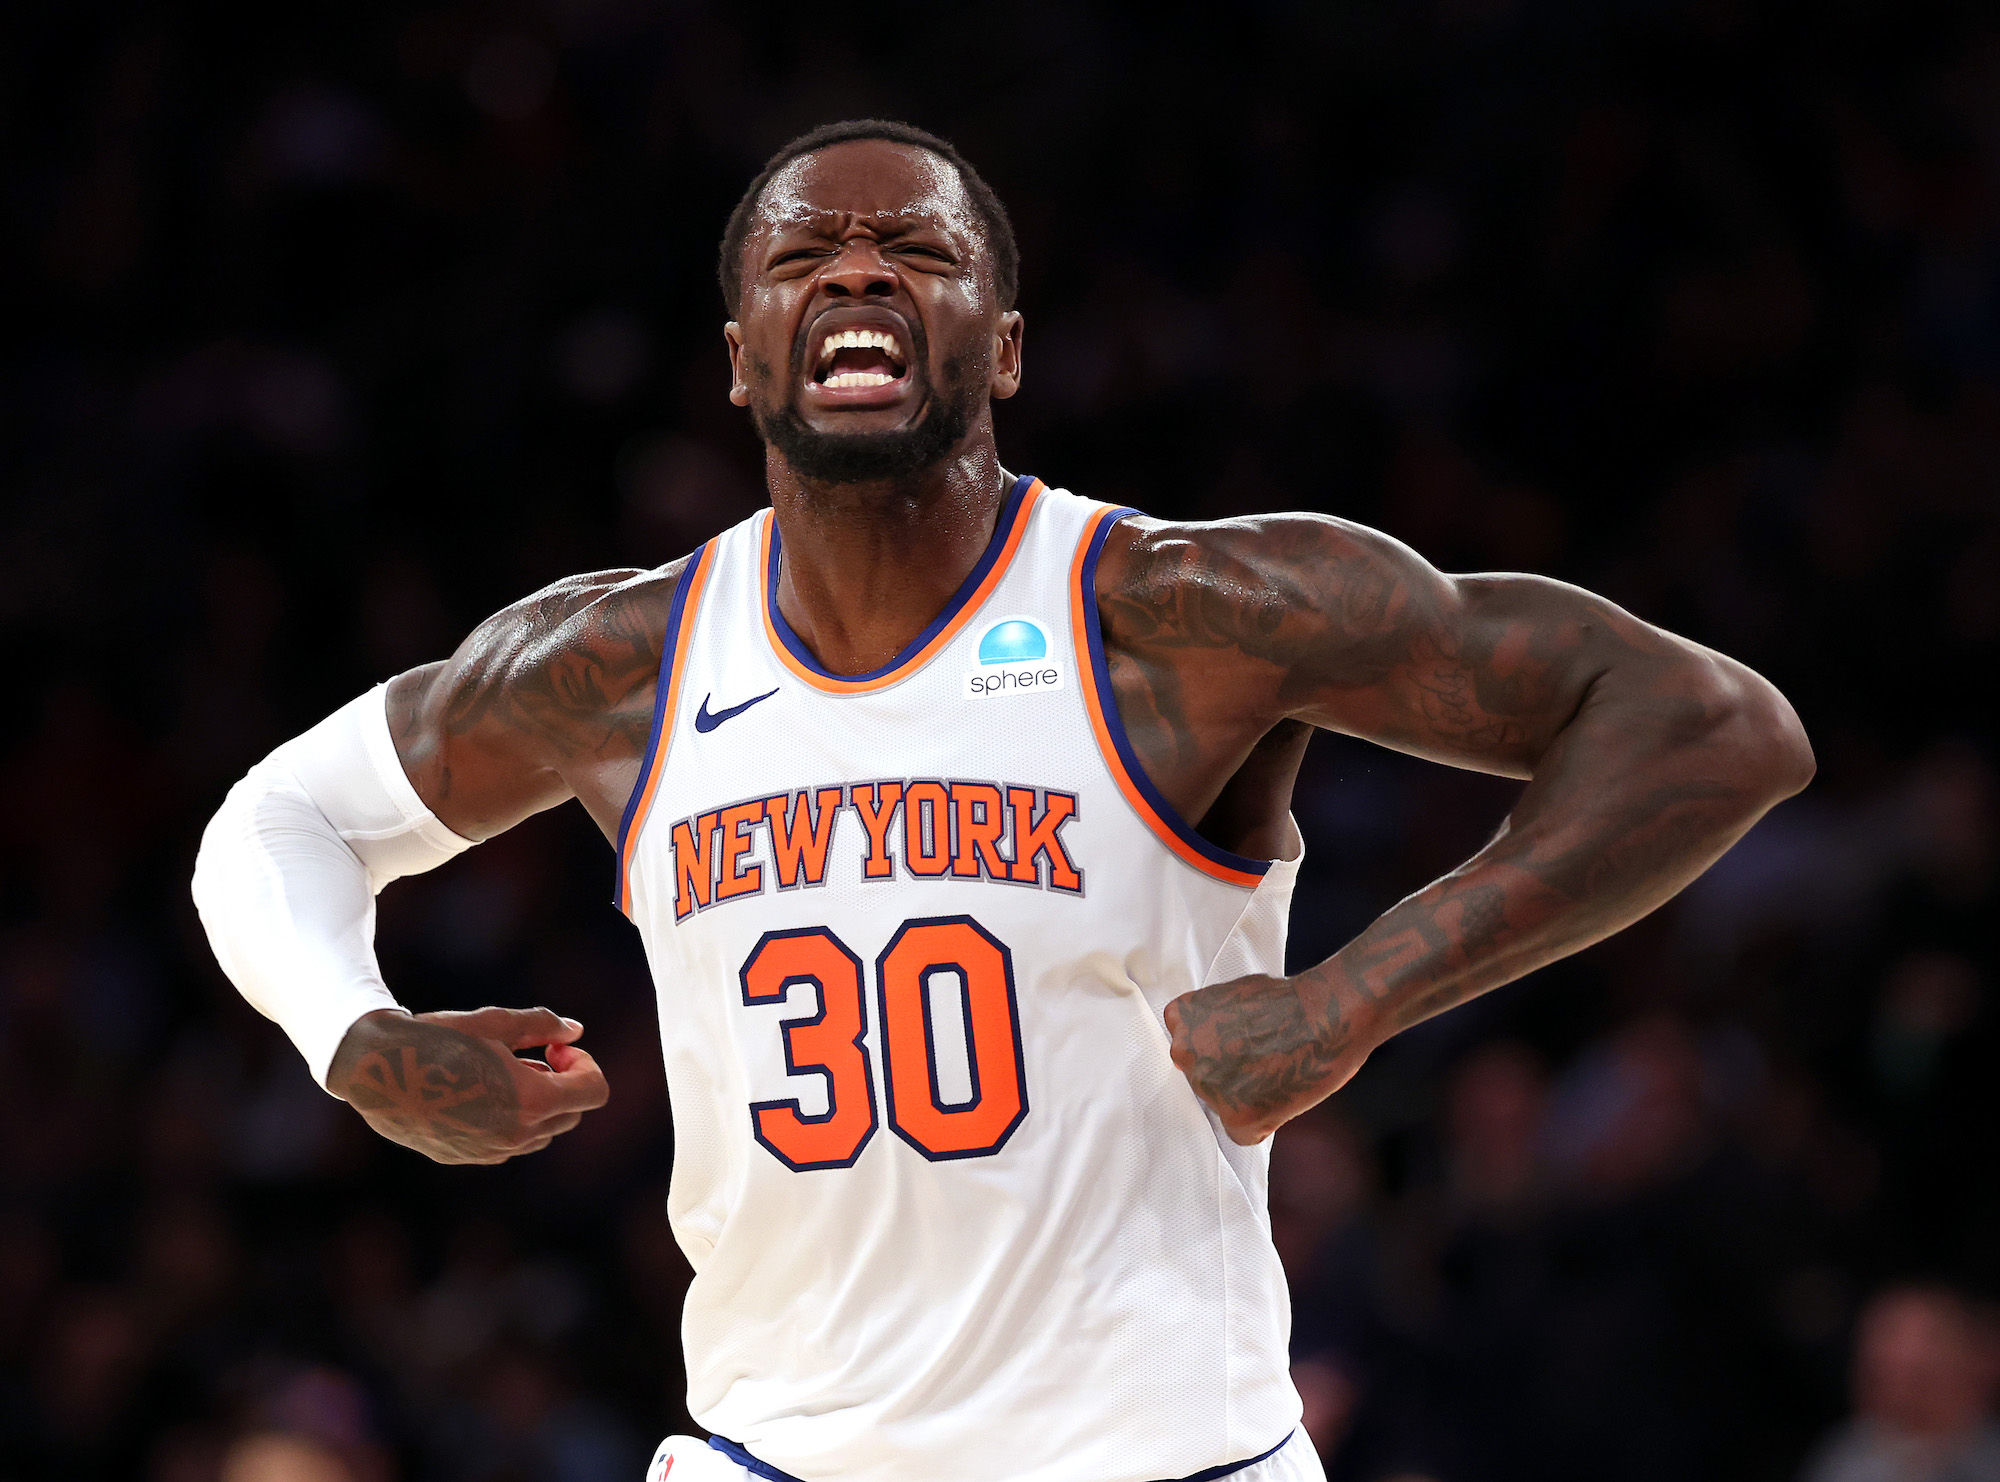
[193,120,1814,1482]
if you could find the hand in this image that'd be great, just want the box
[1164,971,1377,1145]
[327,1007,611,1165]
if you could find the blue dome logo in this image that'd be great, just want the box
[978,618,1047,664]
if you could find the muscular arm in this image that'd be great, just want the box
[1098,514,1815,1144]
[386,562,682,842]
[322,562,685,1158]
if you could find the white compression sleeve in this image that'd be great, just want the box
[191,684,475,1090]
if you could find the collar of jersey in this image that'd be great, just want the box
[760,473,1045,694]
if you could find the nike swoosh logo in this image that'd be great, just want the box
[694,687,779,733]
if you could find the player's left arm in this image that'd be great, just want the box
[1103,513,1815,1145]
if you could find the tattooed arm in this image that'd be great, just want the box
[1095,515,1814,1145]
[321,564,684,1161]
[387,563,682,843]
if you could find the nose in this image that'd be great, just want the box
[819,239,897,299]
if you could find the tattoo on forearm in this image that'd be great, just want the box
[1527,777,1743,901]
[1311,762,1756,1044]
[1348,924,1444,999]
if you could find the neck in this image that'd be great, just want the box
[766,426,1013,677]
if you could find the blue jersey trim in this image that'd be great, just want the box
[612,544,708,909]
[708,1436,801,1482]
[1172,1430,1293,1482]
[1077,508,1273,881]
[708,1430,1293,1482]
[765,473,1036,683]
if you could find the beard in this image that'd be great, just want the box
[752,339,984,485]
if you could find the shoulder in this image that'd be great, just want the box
[501,561,689,646]
[471,562,689,682]
[1091,510,1439,656]
[382,558,701,837]
[393,557,693,763]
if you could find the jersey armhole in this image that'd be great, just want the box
[1067,506,1272,889]
[614,541,718,916]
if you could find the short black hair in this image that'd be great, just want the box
[716,119,1018,315]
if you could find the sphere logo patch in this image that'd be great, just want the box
[965,616,1065,700]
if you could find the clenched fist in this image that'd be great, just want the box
[1163,971,1377,1145]
[327,1006,610,1165]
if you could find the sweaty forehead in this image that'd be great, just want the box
[752,140,980,243]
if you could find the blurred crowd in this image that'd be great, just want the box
[3,0,1998,1479]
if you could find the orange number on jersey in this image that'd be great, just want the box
[739,927,877,1170]
[876,916,1029,1161]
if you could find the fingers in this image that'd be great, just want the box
[465,1120,573,1162]
[466,1110,579,1162]
[532,1111,584,1138]
[1223,1116,1274,1147]
[1162,997,1195,1071]
[543,1040,586,1074]
[362,1076,596,1165]
[426,1005,585,1051]
[409,1109,583,1164]
[514,1045,610,1117]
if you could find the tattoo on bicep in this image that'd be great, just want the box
[1104,521,1633,766]
[1406,633,1538,751]
[1097,531,1329,771]
[1106,648,1201,770]
[433,570,674,774]
[1100,537,1303,660]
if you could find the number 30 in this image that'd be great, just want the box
[738,915,1028,1170]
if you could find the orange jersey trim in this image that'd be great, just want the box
[615,541,718,916]
[759,477,1046,694]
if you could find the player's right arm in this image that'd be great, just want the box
[193,561,684,1164]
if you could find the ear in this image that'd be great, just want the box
[723,322,750,406]
[990,310,1024,400]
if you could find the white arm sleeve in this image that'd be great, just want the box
[191,684,475,1090]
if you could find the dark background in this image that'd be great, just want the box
[3,1,1998,1479]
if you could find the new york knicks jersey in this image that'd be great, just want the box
[617,477,1305,1482]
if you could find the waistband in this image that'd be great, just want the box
[707,1429,1294,1482]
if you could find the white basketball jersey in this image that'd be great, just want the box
[617,477,1304,1482]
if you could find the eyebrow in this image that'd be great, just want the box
[766,212,957,241]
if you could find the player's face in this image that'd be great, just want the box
[725,140,1021,484]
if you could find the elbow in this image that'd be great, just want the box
[1768,698,1817,800]
[189,790,241,919]
[1747,710,1816,807]
[1703,662,1816,807]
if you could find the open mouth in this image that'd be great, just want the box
[812,327,909,390]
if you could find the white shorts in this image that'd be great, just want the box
[642,1429,1327,1482]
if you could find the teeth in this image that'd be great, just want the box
[825,371,895,388]
[815,327,905,368]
